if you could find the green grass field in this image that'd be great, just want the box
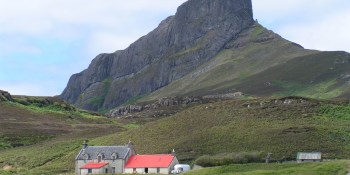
[1,97,350,174]
[184,161,348,175]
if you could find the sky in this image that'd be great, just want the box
[0,0,349,96]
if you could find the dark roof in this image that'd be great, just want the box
[76,146,131,160]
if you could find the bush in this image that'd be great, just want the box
[194,152,263,167]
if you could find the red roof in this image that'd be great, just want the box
[80,162,108,169]
[125,154,175,168]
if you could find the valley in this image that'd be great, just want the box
[1,94,350,174]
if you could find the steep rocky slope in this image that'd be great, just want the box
[61,0,350,112]
[60,0,254,111]
[139,23,315,101]
[139,24,350,102]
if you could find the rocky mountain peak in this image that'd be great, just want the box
[171,0,253,47]
[60,0,254,111]
[176,0,252,23]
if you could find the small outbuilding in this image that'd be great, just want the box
[297,152,322,163]
[124,154,179,174]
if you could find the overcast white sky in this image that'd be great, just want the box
[0,0,349,96]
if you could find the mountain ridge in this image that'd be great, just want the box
[60,0,254,111]
[61,0,350,112]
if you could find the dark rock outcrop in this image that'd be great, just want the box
[107,96,202,117]
[60,0,254,111]
[0,90,13,102]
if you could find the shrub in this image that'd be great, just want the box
[194,152,263,167]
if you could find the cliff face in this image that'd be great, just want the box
[0,90,13,102]
[60,0,254,111]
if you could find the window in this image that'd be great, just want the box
[97,153,104,162]
[83,154,90,162]
[111,153,118,161]
[88,169,92,174]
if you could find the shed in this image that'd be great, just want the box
[297,152,322,163]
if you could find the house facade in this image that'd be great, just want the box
[75,141,135,175]
[124,154,179,174]
[297,152,322,163]
[79,162,108,174]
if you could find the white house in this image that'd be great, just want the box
[75,141,135,175]
[124,154,179,174]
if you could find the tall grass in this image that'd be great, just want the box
[319,104,350,120]
[185,161,348,175]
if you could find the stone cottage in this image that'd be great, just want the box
[75,141,135,175]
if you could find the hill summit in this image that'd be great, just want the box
[60,0,254,111]
[61,0,350,112]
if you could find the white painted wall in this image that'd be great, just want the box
[297,159,321,163]
[125,168,145,174]
[76,158,126,174]
[80,167,105,175]
[75,160,86,175]
[124,157,180,174]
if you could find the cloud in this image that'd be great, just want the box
[0,81,61,96]
[0,0,187,56]
[0,36,42,56]
[252,0,350,52]
[277,11,350,52]
[1,0,350,96]
[0,0,187,96]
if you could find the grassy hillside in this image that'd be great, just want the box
[1,97,350,174]
[0,94,128,174]
[0,96,121,150]
[138,23,350,103]
[235,51,350,98]
[96,97,350,161]
[184,161,348,175]
[139,23,316,102]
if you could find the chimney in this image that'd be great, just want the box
[128,139,133,148]
[128,140,136,155]
[82,140,88,149]
[172,149,176,156]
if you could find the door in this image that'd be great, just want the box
[145,168,149,174]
